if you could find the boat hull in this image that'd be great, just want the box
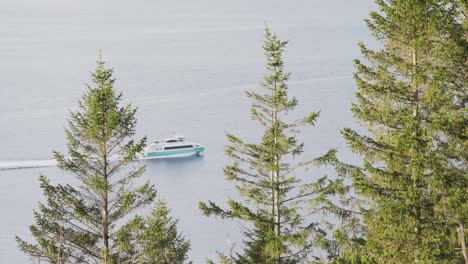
[141,147,204,159]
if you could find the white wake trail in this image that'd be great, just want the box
[0,159,57,170]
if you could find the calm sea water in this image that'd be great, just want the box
[0,0,374,262]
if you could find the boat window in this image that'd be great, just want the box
[165,139,178,143]
[164,145,193,150]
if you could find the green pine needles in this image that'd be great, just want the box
[340,0,467,263]
[115,200,192,264]
[16,57,190,264]
[200,28,346,264]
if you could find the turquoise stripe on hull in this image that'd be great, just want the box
[143,147,205,158]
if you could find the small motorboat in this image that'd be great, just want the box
[141,135,205,159]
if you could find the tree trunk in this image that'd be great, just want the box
[456,222,467,264]
[441,195,467,264]
[410,47,422,264]
[102,144,110,264]
[272,70,281,264]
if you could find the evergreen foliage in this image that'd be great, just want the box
[16,175,91,263]
[115,200,191,264]
[427,1,467,262]
[337,0,467,263]
[17,57,190,264]
[199,28,344,264]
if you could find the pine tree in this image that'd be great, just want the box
[199,28,342,264]
[342,0,467,262]
[427,0,467,262]
[115,200,191,264]
[17,56,161,263]
[16,176,92,263]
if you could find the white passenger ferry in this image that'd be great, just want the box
[141,135,204,159]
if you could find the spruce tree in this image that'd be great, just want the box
[200,28,343,264]
[342,0,467,262]
[16,176,91,263]
[17,56,187,263]
[427,0,467,262]
[115,200,191,264]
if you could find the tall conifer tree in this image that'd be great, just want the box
[200,28,344,264]
[17,57,190,263]
[342,0,467,262]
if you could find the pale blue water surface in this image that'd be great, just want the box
[0,0,374,262]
